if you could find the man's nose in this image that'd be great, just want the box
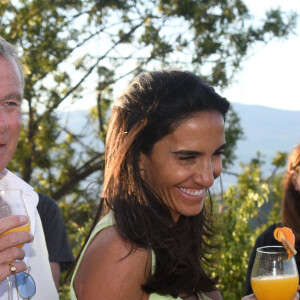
[0,108,8,133]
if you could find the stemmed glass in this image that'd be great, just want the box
[251,246,299,300]
[0,189,31,300]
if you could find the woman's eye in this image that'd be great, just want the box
[214,150,225,156]
[179,156,195,161]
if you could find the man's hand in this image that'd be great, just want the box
[0,215,34,282]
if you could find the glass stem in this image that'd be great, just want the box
[6,276,13,300]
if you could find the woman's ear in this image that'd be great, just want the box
[139,152,147,180]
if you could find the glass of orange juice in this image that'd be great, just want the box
[251,246,299,300]
[0,189,31,300]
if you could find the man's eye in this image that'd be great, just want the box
[5,101,19,106]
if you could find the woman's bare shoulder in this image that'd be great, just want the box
[74,225,151,300]
[203,290,223,300]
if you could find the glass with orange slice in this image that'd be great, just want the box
[250,227,299,300]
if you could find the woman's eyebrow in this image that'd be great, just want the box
[172,150,202,155]
[172,143,227,156]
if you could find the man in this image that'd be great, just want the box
[0,36,72,299]
[37,193,74,289]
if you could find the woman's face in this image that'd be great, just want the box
[139,110,226,222]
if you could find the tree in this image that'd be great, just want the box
[1,0,297,202]
[0,1,297,297]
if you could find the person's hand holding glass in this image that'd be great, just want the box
[251,246,299,300]
[0,189,35,299]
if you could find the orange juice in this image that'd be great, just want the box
[0,223,30,248]
[251,274,299,300]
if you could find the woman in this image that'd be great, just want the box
[245,144,300,296]
[70,69,258,300]
[282,144,300,243]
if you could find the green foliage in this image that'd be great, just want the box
[266,152,287,225]
[215,159,269,299]
[272,152,288,168]
[213,152,288,299]
[2,0,296,202]
[223,107,244,169]
[0,0,296,297]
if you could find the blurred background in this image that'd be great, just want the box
[1,0,299,298]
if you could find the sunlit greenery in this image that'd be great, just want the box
[214,154,286,299]
[1,0,296,298]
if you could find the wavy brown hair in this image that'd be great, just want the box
[282,144,300,248]
[74,69,230,297]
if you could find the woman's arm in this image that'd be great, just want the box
[73,225,151,300]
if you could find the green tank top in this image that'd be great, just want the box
[70,212,212,300]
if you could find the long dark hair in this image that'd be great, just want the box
[282,144,300,248]
[76,69,230,297]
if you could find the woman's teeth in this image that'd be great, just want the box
[179,187,205,196]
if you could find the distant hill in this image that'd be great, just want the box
[223,103,300,187]
[59,104,300,187]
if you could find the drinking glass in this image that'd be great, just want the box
[251,246,299,300]
[0,189,31,300]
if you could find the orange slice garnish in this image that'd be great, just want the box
[274,227,297,259]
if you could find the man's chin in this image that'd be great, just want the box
[0,157,10,171]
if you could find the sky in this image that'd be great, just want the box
[222,0,300,111]
[60,0,300,112]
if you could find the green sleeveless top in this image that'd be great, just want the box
[70,212,212,300]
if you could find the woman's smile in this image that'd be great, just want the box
[178,187,207,198]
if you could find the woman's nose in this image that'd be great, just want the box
[0,108,8,133]
[192,161,215,188]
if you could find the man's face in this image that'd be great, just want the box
[0,56,22,171]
